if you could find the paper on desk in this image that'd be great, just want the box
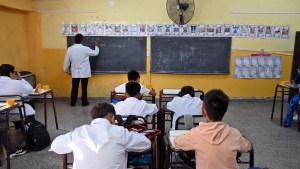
[169,130,189,149]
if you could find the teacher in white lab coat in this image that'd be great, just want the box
[63,34,99,107]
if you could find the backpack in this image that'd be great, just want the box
[26,120,51,151]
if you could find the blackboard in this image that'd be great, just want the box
[150,37,232,74]
[67,36,146,73]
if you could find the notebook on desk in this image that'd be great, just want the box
[169,130,189,149]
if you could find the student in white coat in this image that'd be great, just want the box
[0,64,35,121]
[114,82,158,117]
[167,86,203,130]
[63,33,99,107]
[50,103,151,169]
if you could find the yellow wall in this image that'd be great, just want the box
[0,0,34,11]
[2,0,300,98]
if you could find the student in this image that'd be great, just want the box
[166,86,203,130]
[114,82,158,117]
[0,64,35,122]
[50,103,151,169]
[63,33,99,107]
[284,69,300,127]
[114,70,156,98]
[0,130,27,158]
[174,89,252,169]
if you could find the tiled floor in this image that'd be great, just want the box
[1,98,300,169]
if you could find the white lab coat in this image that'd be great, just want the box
[114,97,158,117]
[167,94,203,130]
[0,76,35,120]
[50,118,151,169]
[115,83,150,95]
[63,44,99,78]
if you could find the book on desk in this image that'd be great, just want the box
[169,130,189,149]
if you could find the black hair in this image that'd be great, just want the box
[0,64,15,77]
[178,86,195,97]
[203,89,229,121]
[90,103,116,119]
[126,81,141,97]
[127,70,140,81]
[75,34,83,44]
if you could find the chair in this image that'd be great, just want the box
[297,101,300,132]
[175,114,205,130]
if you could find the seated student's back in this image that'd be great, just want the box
[50,103,151,169]
[167,86,202,130]
[174,89,252,169]
[114,82,158,117]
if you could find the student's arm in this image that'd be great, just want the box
[174,129,195,151]
[166,97,177,111]
[63,50,71,73]
[144,104,158,116]
[124,130,151,152]
[49,132,73,154]
[141,85,156,96]
[237,135,253,153]
[17,79,34,95]
[148,90,157,96]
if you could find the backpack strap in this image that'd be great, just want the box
[115,115,124,126]
[115,115,136,127]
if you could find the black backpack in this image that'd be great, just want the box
[26,120,51,151]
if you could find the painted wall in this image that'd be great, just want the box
[0,0,34,11]
[2,0,300,98]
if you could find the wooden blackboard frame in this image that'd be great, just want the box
[67,36,147,74]
[150,36,232,74]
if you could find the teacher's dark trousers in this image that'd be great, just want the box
[71,78,89,106]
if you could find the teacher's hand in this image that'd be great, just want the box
[94,40,99,47]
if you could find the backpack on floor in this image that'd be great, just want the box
[26,120,51,151]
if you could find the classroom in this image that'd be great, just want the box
[0,0,300,169]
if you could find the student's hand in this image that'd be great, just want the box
[15,71,22,80]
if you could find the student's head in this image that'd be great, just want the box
[127,70,140,82]
[202,89,229,122]
[178,86,195,97]
[125,81,141,98]
[0,64,16,78]
[90,103,116,124]
[75,34,83,44]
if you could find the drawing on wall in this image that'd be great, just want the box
[231,24,240,36]
[265,26,272,37]
[70,24,78,35]
[240,25,248,37]
[190,25,197,36]
[234,56,282,78]
[181,25,189,35]
[122,24,130,35]
[156,24,164,35]
[206,24,215,36]
[147,24,155,35]
[248,25,257,37]
[197,24,206,36]
[105,24,113,35]
[282,26,290,38]
[78,24,87,35]
[173,24,180,35]
[165,24,173,35]
[215,24,222,36]
[257,25,266,37]
[223,24,231,36]
[139,24,146,36]
[113,24,121,35]
[62,24,71,35]
[86,23,96,35]
[130,24,139,35]
[95,23,105,35]
[272,26,282,38]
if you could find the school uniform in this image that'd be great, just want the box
[114,97,158,117]
[115,83,150,95]
[63,44,99,105]
[166,94,202,130]
[0,76,35,121]
[174,122,252,169]
[50,118,151,169]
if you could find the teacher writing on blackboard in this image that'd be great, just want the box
[63,33,99,107]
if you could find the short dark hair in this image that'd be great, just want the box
[127,70,140,81]
[126,82,141,97]
[203,89,229,121]
[0,64,15,77]
[75,34,83,44]
[178,86,195,97]
[90,103,116,119]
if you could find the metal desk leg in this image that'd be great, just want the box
[280,87,284,126]
[51,91,59,129]
[17,107,28,150]
[250,149,254,167]
[271,85,279,119]
[5,109,10,169]
[44,93,47,129]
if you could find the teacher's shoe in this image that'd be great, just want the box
[82,102,89,107]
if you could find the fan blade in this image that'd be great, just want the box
[179,13,184,25]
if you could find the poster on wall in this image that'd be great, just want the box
[139,24,147,36]
[156,24,164,35]
[130,24,139,35]
[105,24,113,35]
[234,56,282,78]
[147,24,156,36]
[62,24,71,35]
[282,26,290,39]
[86,23,96,35]
[272,26,282,38]
[231,24,240,36]
[197,24,206,36]
[257,25,266,37]
[164,24,173,35]
[248,25,258,37]
[206,24,215,36]
[240,25,248,37]
[223,24,231,36]
[95,23,105,35]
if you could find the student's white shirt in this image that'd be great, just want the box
[63,44,99,78]
[0,76,35,119]
[115,83,150,95]
[167,94,203,130]
[50,118,151,169]
[114,97,158,117]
